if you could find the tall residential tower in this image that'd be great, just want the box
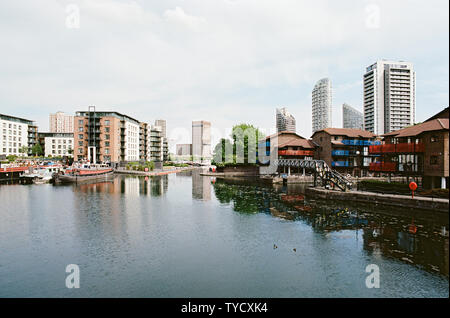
[342,103,363,130]
[49,111,74,133]
[276,107,296,133]
[312,78,332,133]
[363,60,416,134]
[192,120,211,163]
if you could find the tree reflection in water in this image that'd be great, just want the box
[212,179,449,277]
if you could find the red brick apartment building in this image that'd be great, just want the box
[311,128,379,177]
[259,131,316,173]
[369,108,449,189]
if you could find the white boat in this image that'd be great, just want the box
[21,165,64,184]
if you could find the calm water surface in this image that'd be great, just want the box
[0,169,448,297]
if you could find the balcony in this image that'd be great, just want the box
[342,139,381,146]
[278,150,314,156]
[332,161,349,167]
[332,150,350,156]
[369,162,397,172]
[369,143,424,154]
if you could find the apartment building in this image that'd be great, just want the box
[311,128,379,177]
[276,108,296,133]
[49,111,74,133]
[149,125,164,162]
[73,108,140,164]
[312,78,332,133]
[176,144,192,156]
[38,132,74,157]
[192,120,211,163]
[343,104,363,130]
[259,131,316,174]
[0,113,38,157]
[369,109,449,189]
[363,60,415,134]
[154,119,166,138]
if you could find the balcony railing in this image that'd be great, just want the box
[278,150,314,156]
[369,143,424,154]
[369,162,397,172]
[332,161,349,167]
[342,139,381,146]
[332,150,350,156]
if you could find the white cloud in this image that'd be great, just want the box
[163,6,206,30]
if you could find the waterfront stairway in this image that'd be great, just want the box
[274,159,352,191]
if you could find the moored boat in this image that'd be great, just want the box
[54,164,113,184]
[20,165,63,184]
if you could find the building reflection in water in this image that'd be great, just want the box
[192,169,211,201]
[73,175,169,197]
[212,179,449,277]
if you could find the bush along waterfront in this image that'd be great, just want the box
[125,161,155,172]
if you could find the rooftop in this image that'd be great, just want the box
[383,118,449,138]
[311,128,377,139]
[263,131,315,149]
[0,113,35,125]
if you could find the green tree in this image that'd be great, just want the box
[230,124,264,164]
[7,155,17,162]
[18,145,28,157]
[31,143,44,156]
[212,138,233,165]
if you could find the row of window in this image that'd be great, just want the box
[2,135,22,142]
[2,123,23,130]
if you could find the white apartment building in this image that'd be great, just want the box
[39,133,74,157]
[192,120,211,163]
[0,114,34,157]
[124,121,139,161]
[276,107,296,133]
[312,78,332,133]
[49,111,74,133]
[363,60,416,134]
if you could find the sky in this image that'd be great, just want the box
[0,0,448,151]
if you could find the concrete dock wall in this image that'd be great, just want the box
[305,187,449,213]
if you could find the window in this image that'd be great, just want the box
[78,141,83,146]
[430,156,438,165]
[78,148,83,154]
[105,127,110,133]
[79,127,84,132]
[105,141,110,147]
[105,148,110,154]
[79,134,83,139]
[78,120,84,125]
[105,120,110,126]
[430,135,438,142]
[105,134,110,140]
